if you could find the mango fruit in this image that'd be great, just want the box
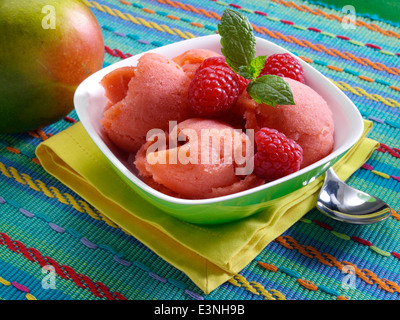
[0,0,104,133]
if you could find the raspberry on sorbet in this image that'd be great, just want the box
[254,127,303,181]
[188,65,241,116]
[196,56,250,93]
[259,53,305,83]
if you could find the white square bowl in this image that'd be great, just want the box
[74,34,364,224]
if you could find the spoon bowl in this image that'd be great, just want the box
[316,168,391,224]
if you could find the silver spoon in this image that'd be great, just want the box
[316,167,391,224]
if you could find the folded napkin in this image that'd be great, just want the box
[36,120,378,294]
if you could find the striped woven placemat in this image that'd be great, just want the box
[0,0,399,300]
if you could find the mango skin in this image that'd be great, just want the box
[0,0,104,133]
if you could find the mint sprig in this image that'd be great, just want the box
[218,8,295,107]
[247,75,295,106]
[237,55,266,79]
[218,9,256,74]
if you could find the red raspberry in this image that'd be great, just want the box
[188,65,240,116]
[197,56,227,70]
[259,53,305,83]
[197,56,250,93]
[254,128,303,181]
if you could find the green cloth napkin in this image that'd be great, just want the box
[35,120,378,294]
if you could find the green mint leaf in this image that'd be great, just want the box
[218,8,256,73]
[237,56,266,80]
[237,65,253,79]
[248,55,266,79]
[246,75,295,106]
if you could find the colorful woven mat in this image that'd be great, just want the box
[0,0,399,301]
